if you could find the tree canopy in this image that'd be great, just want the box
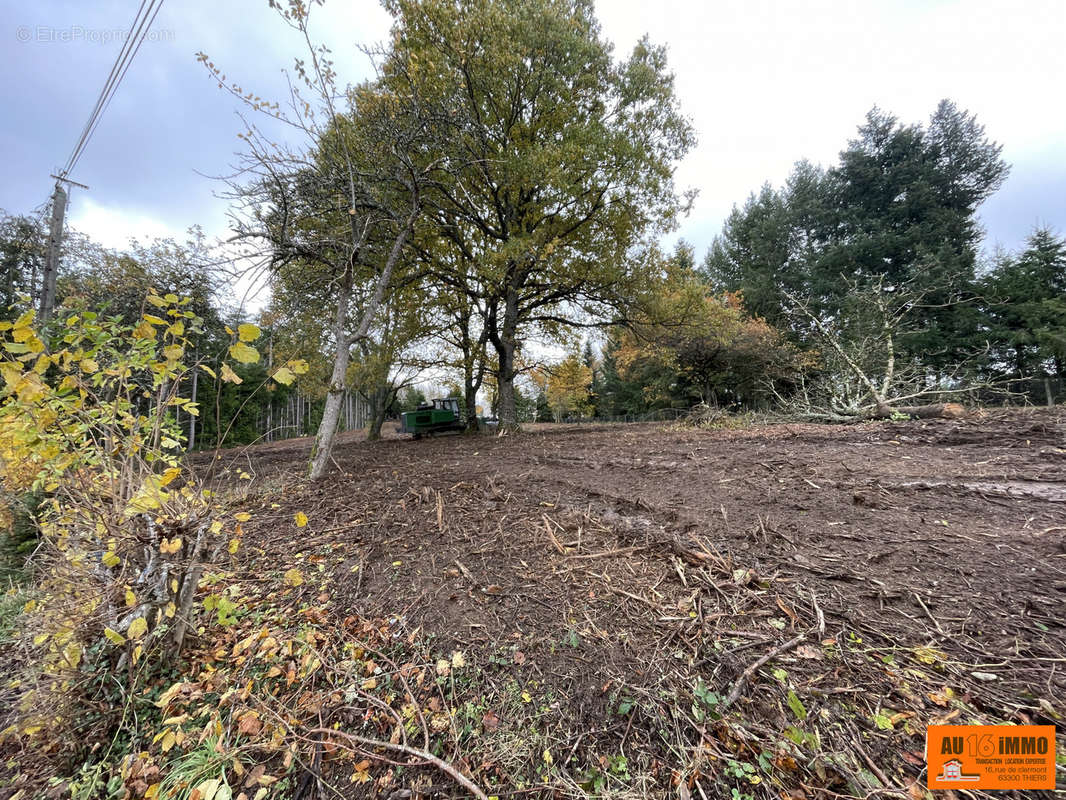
[381,0,696,427]
[705,100,1009,366]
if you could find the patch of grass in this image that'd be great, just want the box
[0,586,28,646]
[156,738,243,800]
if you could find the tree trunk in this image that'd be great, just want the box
[492,289,520,430]
[867,402,967,420]
[463,355,485,433]
[464,387,479,432]
[367,386,389,441]
[308,207,417,479]
[309,269,353,480]
[496,349,516,428]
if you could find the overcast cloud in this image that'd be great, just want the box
[2,0,1063,289]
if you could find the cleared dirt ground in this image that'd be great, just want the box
[225,409,1065,798]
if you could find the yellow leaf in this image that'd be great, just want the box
[228,342,259,364]
[62,640,82,669]
[199,364,216,378]
[132,645,142,664]
[165,602,176,618]
[0,364,21,388]
[133,321,156,339]
[145,783,160,798]
[220,362,243,383]
[102,551,121,568]
[12,324,37,344]
[79,358,99,374]
[228,538,240,554]
[156,681,184,707]
[104,628,126,646]
[287,358,310,375]
[234,512,251,522]
[283,569,304,587]
[521,691,532,703]
[237,322,261,342]
[543,749,553,765]
[159,468,181,488]
[125,588,137,607]
[160,537,183,555]
[914,646,946,665]
[271,366,296,385]
[160,730,177,752]
[143,314,166,325]
[192,778,220,800]
[127,616,148,640]
[294,512,308,528]
[210,520,224,534]
[147,294,167,308]
[125,474,171,515]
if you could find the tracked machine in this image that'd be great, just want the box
[399,397,466,439]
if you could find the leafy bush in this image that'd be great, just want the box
[0,294,304,776]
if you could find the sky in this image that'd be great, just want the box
[2,0,1064,300]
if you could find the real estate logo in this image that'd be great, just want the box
[926,725,1056,790]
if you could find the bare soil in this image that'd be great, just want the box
[224,408,1065,797]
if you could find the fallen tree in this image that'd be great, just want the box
[780,276,1001,421]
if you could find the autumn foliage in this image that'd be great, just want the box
[0,293,306,792]
[614,273,809,411]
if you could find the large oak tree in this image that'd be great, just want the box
[382,0,695,428]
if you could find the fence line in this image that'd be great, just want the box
[254,390,370,442]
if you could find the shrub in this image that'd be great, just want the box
[0,294,304,769]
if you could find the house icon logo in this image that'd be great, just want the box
[938,759,980,782]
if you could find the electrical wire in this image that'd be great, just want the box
[68,0,164,174]
[60,0,165,178]
[62,0,149,175]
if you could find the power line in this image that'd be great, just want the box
[66,0,164,175]
[60,0,165,178]
[62,0,149,176]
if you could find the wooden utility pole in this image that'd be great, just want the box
[39,174,89,324]
[39,183,67,324]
